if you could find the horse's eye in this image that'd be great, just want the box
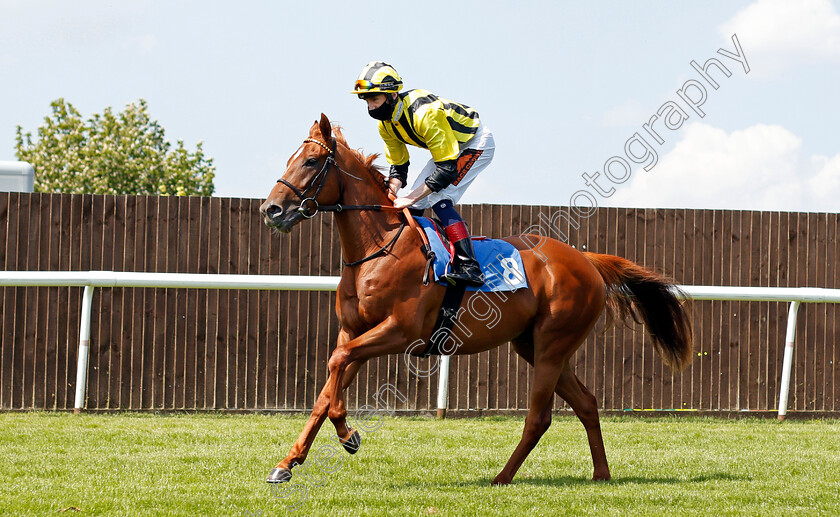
[304,158,318,167]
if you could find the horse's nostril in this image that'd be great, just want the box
[266,204,284,218]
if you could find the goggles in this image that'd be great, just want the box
[354,79,377,91]
[353,79,400,92]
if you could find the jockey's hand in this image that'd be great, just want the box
[388,178,402,198]
[393,184,433,210]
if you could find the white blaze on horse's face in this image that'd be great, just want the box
[259,147,301,230]
[262,114,337,232]
[260,142,328,232]
[289,145,305,164]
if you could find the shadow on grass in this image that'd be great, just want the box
[436,472,748,488]
[517,472,746,487]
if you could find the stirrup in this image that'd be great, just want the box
[442,261,484,288]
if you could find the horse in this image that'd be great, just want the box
[259,114,693,485]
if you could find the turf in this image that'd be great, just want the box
[1,413,838,516]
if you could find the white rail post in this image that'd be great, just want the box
[777,301,801,421]
[436,354,450,419]
[73,285,95,414]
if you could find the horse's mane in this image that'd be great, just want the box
[332,126,389,194]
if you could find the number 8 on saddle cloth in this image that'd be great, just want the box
[414,216,528,292]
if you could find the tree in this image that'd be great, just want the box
[15,98,215,196]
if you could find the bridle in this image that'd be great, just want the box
[277,138,342,219]
[277,137,401,219]
[275,137,435,281]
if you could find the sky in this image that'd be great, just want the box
[1,0,838,212]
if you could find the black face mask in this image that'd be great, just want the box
[368,95,396,121]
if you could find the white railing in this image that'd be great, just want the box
[679,286,840,419]
[0,271,339,414]
[1,271,839,419]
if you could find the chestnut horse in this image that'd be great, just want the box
[259,114,693,485]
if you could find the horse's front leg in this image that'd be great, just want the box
[325,317,405,450]
[328,358,366,449]
[267,323,401,483]
[266,329,354,483]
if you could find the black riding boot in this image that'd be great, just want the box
[442,236,485,287]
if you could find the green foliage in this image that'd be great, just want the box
[15,98,215,196]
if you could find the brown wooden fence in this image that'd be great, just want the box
[1,192,838,414]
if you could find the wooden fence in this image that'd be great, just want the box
[1,192,838,414]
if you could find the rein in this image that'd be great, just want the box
[276,137,436,283]
[342,220,407,267]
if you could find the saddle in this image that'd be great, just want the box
[413,217,527,293]
[409,216,528,357]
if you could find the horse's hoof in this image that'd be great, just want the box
[266,467,292,484]
[491,475,511,486]
[341,429,361,454]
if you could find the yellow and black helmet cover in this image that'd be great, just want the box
[351,61,403,96]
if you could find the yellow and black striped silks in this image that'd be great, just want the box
[378,89,480,165]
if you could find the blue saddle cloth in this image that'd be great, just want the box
[414,217,528,293]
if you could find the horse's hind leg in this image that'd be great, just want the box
[555,365,611,481]
[507,335,609,482]
[492,358,562,486]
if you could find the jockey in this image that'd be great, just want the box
[351,61,495,288]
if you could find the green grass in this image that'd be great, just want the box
[1,413,839,516]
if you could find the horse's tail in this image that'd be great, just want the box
[583,252,694,371]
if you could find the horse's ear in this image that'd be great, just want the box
[318,113,334,146]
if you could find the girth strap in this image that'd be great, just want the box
[414,283,467,358]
